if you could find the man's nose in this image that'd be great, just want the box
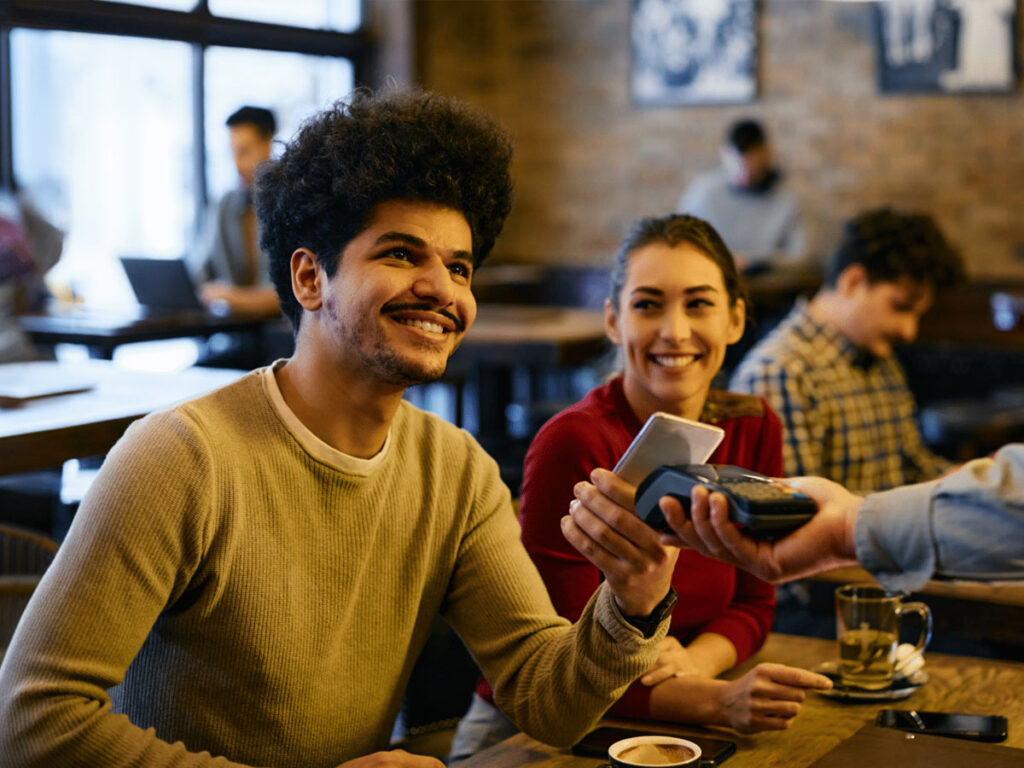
[412,257,455,305]
[900,314,919,343]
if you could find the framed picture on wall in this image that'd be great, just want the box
[630,0,758,107]
[875,0,1018,93]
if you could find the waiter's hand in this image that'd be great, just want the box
[660,480,859,584]
[562,468,680,617]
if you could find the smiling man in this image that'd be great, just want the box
[730,207,965,494]
[0,89,677,768]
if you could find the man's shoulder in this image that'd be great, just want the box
[736,319,813,371]
[218,187,248,210]
[137,369,265,442]
[680,169,728,203]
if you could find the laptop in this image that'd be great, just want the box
[119,256,205,313]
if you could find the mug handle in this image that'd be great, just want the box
[894,601,933,673]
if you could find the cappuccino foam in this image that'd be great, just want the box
[618,742,695,765]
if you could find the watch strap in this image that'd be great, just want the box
[621,586,678,638]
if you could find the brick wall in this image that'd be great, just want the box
[413,0,1024,279]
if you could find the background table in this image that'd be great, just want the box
[434,304,608,489]
[458,633,1024,767]
[0,360,244,475]
[19,306,285,360]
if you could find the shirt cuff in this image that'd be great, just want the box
[594,583,670,648]
[855,481,939,594]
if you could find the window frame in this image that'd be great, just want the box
[0,0,372,222]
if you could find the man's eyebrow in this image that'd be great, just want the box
[374,232,427,248]
[374,231,473,262]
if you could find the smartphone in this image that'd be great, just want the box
[572,726,736,766]
[614,412,725,488]
[634,464,817,538]
[875,709,1008,743]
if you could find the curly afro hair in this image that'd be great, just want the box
[826,207,965,290]
[254,87,514,329]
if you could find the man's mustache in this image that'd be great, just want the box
[382,302,466,333]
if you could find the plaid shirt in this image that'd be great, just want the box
[729,301,951,494]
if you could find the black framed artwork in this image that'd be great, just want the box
[875,0,1018,93]
[630,0,758,107]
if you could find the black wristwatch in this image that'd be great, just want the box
[621,587,678,638]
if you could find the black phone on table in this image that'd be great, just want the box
[571,725,736,766]
[875,709,1008,742]
[634,464,816,539]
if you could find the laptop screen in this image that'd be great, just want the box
[120,257,204,312]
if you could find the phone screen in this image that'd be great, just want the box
[875,710,1008,742]
[572,726,736,766]
[613,412,724,487]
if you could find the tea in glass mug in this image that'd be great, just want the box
[835,583,932,690]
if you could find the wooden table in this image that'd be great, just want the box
[458,634,1024,767]
[0,360,244,475]
[19,306,282,360]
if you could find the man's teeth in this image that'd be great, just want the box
[653,355,696,368]
[399,318,446,334]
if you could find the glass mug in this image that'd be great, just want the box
[835,583,932,690]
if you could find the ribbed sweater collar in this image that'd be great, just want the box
[260,360,393,477]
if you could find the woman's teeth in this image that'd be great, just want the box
[653,354,696,368]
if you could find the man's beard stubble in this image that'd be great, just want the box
[328,297,452,388]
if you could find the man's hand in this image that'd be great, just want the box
[660,478,860,584]
[336,749,444,767]
[562,468,680,617]
[199,282,282,316]
[714,663,832,733]
[640,636,701,686]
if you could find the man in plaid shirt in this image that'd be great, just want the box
[730,208,964,494]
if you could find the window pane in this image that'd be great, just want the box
[208,0,360,32]
[204,46,354,200]
[94,0,199,9]
[11,30,194,307]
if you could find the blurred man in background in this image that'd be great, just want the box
[678,118,807,272]
[194,105,280,316]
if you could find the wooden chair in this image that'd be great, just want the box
[0,524,59,650]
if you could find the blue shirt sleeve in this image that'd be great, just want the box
[855,444,1024,593]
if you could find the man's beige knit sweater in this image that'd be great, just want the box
[0,365,663,767]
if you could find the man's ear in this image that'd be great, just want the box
[836,263,869,298]
[291,248,323,311]
[604,298,623,345]
[727,297,746,345]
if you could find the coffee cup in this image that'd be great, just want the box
[606,735,701,767]
[835,583,932,690]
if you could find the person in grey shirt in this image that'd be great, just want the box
[677,119,807,272]
[659,444,1024,594]
[195,105,280,316]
